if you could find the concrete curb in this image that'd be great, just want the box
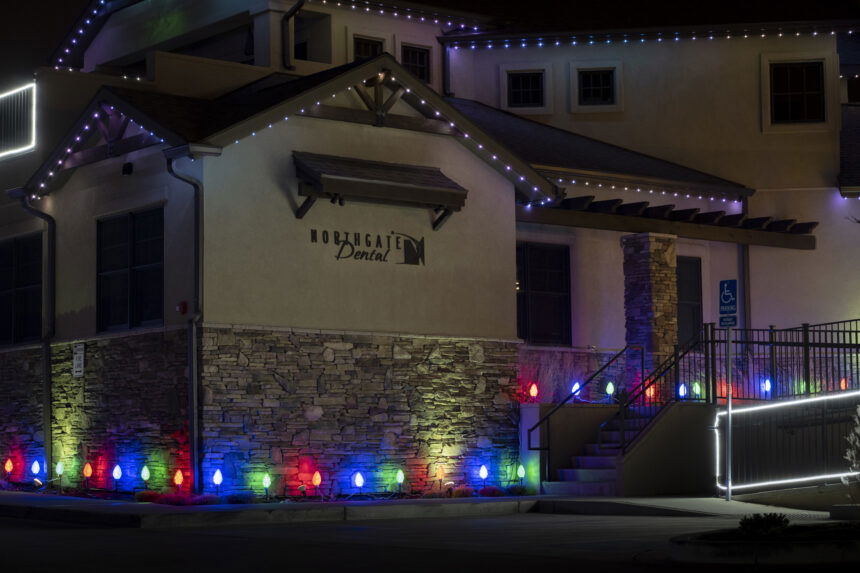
[0,493,539,529]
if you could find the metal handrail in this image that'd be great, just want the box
[599,332,706,453]
[526,344,643,486]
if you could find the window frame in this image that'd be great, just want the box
[96,207,164,333]
[516,242,572,347]
[499,62,554,114]
[400,43,432,83]
[769,61,825,124]
[0,232,42,346]
[351,35,385,61]
[760,51,838,134]
[569,60,624,113]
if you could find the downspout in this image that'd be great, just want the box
[164,144,222,494]
[739,196,752,328]
[281,0,306,70]
[6,188,56,483]
[442,43,453,96]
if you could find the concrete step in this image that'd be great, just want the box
[557,468,617,482]
[584,443,622,455]
[542,481,617,496]
[601,417,651,431]
[572,455,618,469]
[598,430,638,443]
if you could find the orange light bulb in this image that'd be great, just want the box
[528,383,539,398]
[82,462,93,478]
[435,465,445,480]
[3,459,12,473]
[841,378,848,391]
[173,469,184,487]
[311,470,322,487]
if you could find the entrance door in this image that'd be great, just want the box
[677,256,703,345]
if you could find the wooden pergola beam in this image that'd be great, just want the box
[516,205,816,250]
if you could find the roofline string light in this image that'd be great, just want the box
[305,0,480,31]
[53,0,108,69]
[224,70,556,205]
[449,26,852,51]
[551,177,744,207]
[32,106,166,198]
[714,389,860,492]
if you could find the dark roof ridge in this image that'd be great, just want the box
[446,96,750,192]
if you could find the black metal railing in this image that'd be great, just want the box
[719,391,860,491]
[526,345,644,484]
[707,323,860,402]
[600,331,708,451]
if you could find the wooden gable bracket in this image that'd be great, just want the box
[351,69,406,127]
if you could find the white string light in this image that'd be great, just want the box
[450,26,849,52]
[306,0,479,30]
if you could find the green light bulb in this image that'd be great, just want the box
[140,465,150,482]
[517,464,525,479]
[55,462,64,477]
[396,469,405,484]
[606,382,615,395]
[262,474,272,489]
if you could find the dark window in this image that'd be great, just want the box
[0,234,42,345]
[677,256,703,345]
[293,11,332,63]
[354,37,383,61]
[507,71,544,108]
[848,77,860,103]
[770,62,825,123]
[401,45,431,82]
[97,207,163,332]
[517,243,571,345]
[578,69,615,105]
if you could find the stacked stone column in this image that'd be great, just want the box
[622,233,679,382]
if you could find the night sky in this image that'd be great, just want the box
[1,0,858,91]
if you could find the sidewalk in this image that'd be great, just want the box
[0,491,830,528]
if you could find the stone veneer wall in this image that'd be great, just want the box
[199,326,520,495]
[51,329,189,490]
[0,346,45,482]
[518,347,630,403]
[622,233,679,376]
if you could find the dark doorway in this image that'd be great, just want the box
[677,256,703,345]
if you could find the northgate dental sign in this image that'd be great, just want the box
[310,228,425,266]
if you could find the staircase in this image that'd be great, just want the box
[543,412,653,496]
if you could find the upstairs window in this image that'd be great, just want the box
[354,37,383,61]
[97,207,164,332]
[578,69,615,105]
[517,243,571,346]
[507,71,545,108]
[401,45,431,83]
[293,11,332,63]
[770,62,825,123]
[0,234,42,345]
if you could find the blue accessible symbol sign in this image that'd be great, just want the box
[719,280,737,315]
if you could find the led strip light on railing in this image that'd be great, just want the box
[714,389,860,492]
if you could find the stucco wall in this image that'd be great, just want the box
[202,115,518,340]
[750,188,860,327]
[451,36,839,190]
[34,146,196,341]
[516,223,739,349]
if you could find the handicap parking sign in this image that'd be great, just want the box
[719,280,737,315]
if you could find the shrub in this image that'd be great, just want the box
[134,490,162,503]
[844,405,860,502]
[226,492,256,504]
[506,485,533,496]
[739,513,790,537]
[478,486,505,497]
[422,491,446,499]
[191,494,221,505]
[158,493,194,506]
[451,486,474,498]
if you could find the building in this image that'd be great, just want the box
[0,0,857,497]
